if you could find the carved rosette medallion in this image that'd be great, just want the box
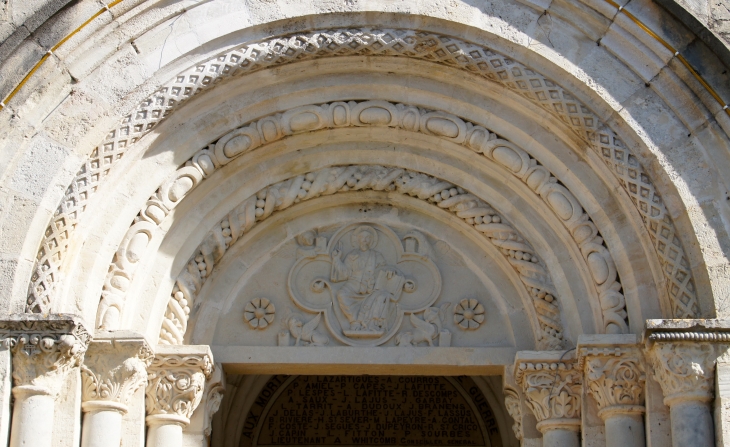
[244,298,275,329]
[648,342,716,406]
[580,346,645,419]
[0,315,90,395]
[146,347,214,427]
[80,335,154,413]
[516,358,581,432]
[288,223,442,346]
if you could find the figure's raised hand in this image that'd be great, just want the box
[331,241,343,260]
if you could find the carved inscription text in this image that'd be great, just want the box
[242,375,500,447]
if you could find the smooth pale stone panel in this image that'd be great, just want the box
[715,361,730,447]
[0,347,10,447]
[213,346,515,375]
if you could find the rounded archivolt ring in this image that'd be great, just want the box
[96,101,636,347]
[156,164,564,349]
[29,28,695,320]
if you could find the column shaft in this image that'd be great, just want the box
[81,408,123,447]
[669,400,713,447]
[542,427,579,447]
[603,412,644,447]
[147,421,183,447]
[9,386,55,447]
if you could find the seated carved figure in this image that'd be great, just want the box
[330,226,402,332]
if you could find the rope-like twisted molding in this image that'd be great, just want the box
[28,28,695,320]
[96,100,632,348]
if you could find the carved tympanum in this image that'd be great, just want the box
[157,165,562,349]
[289,223,442,346]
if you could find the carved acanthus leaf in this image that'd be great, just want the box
[584,355,645,410]
[503,387,523,441]
[0,316,89,393]
[146,350,214,423]
[517,360,581,422]
[649,342,716,405]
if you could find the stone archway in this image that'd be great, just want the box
[0,2,729,447]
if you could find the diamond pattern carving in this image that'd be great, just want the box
[26,28,698,319]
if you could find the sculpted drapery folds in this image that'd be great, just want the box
[146,348,214,425]
[331,225,400,333]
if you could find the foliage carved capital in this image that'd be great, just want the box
[80,333,154,412]
[516,355,581,432]
[145,346,214,426]
[503,386,523,441]
[648,342,717,406]
[580,347,645,416]
[0,315,89,394]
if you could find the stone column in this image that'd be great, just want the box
[515,351,581,447]
[648,340,716,447]
[0,315,89,447]
[145,345,213,447]
[80,332,153,447]
[578,335,646,447]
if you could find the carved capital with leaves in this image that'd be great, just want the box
[203,364,226,438]
[503,386,523,441]
[648,342,716,406]
[0,315,90,395]
[580,345,645,419]
[516,353,581,433]
[80,332,154,413]
[146,345,213,427]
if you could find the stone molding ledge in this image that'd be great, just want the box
[145,345,214,427]
[80,331,154,414]
[645,318,730,342]
[0,314,89,394]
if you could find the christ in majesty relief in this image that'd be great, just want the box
[330,226,403,333]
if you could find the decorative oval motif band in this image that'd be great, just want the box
[28,28,695,322]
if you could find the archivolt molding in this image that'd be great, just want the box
[28,28,695,321]
[96,100,632,342]
[156,164,566,349]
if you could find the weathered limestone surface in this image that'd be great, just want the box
[0,0,727,446]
